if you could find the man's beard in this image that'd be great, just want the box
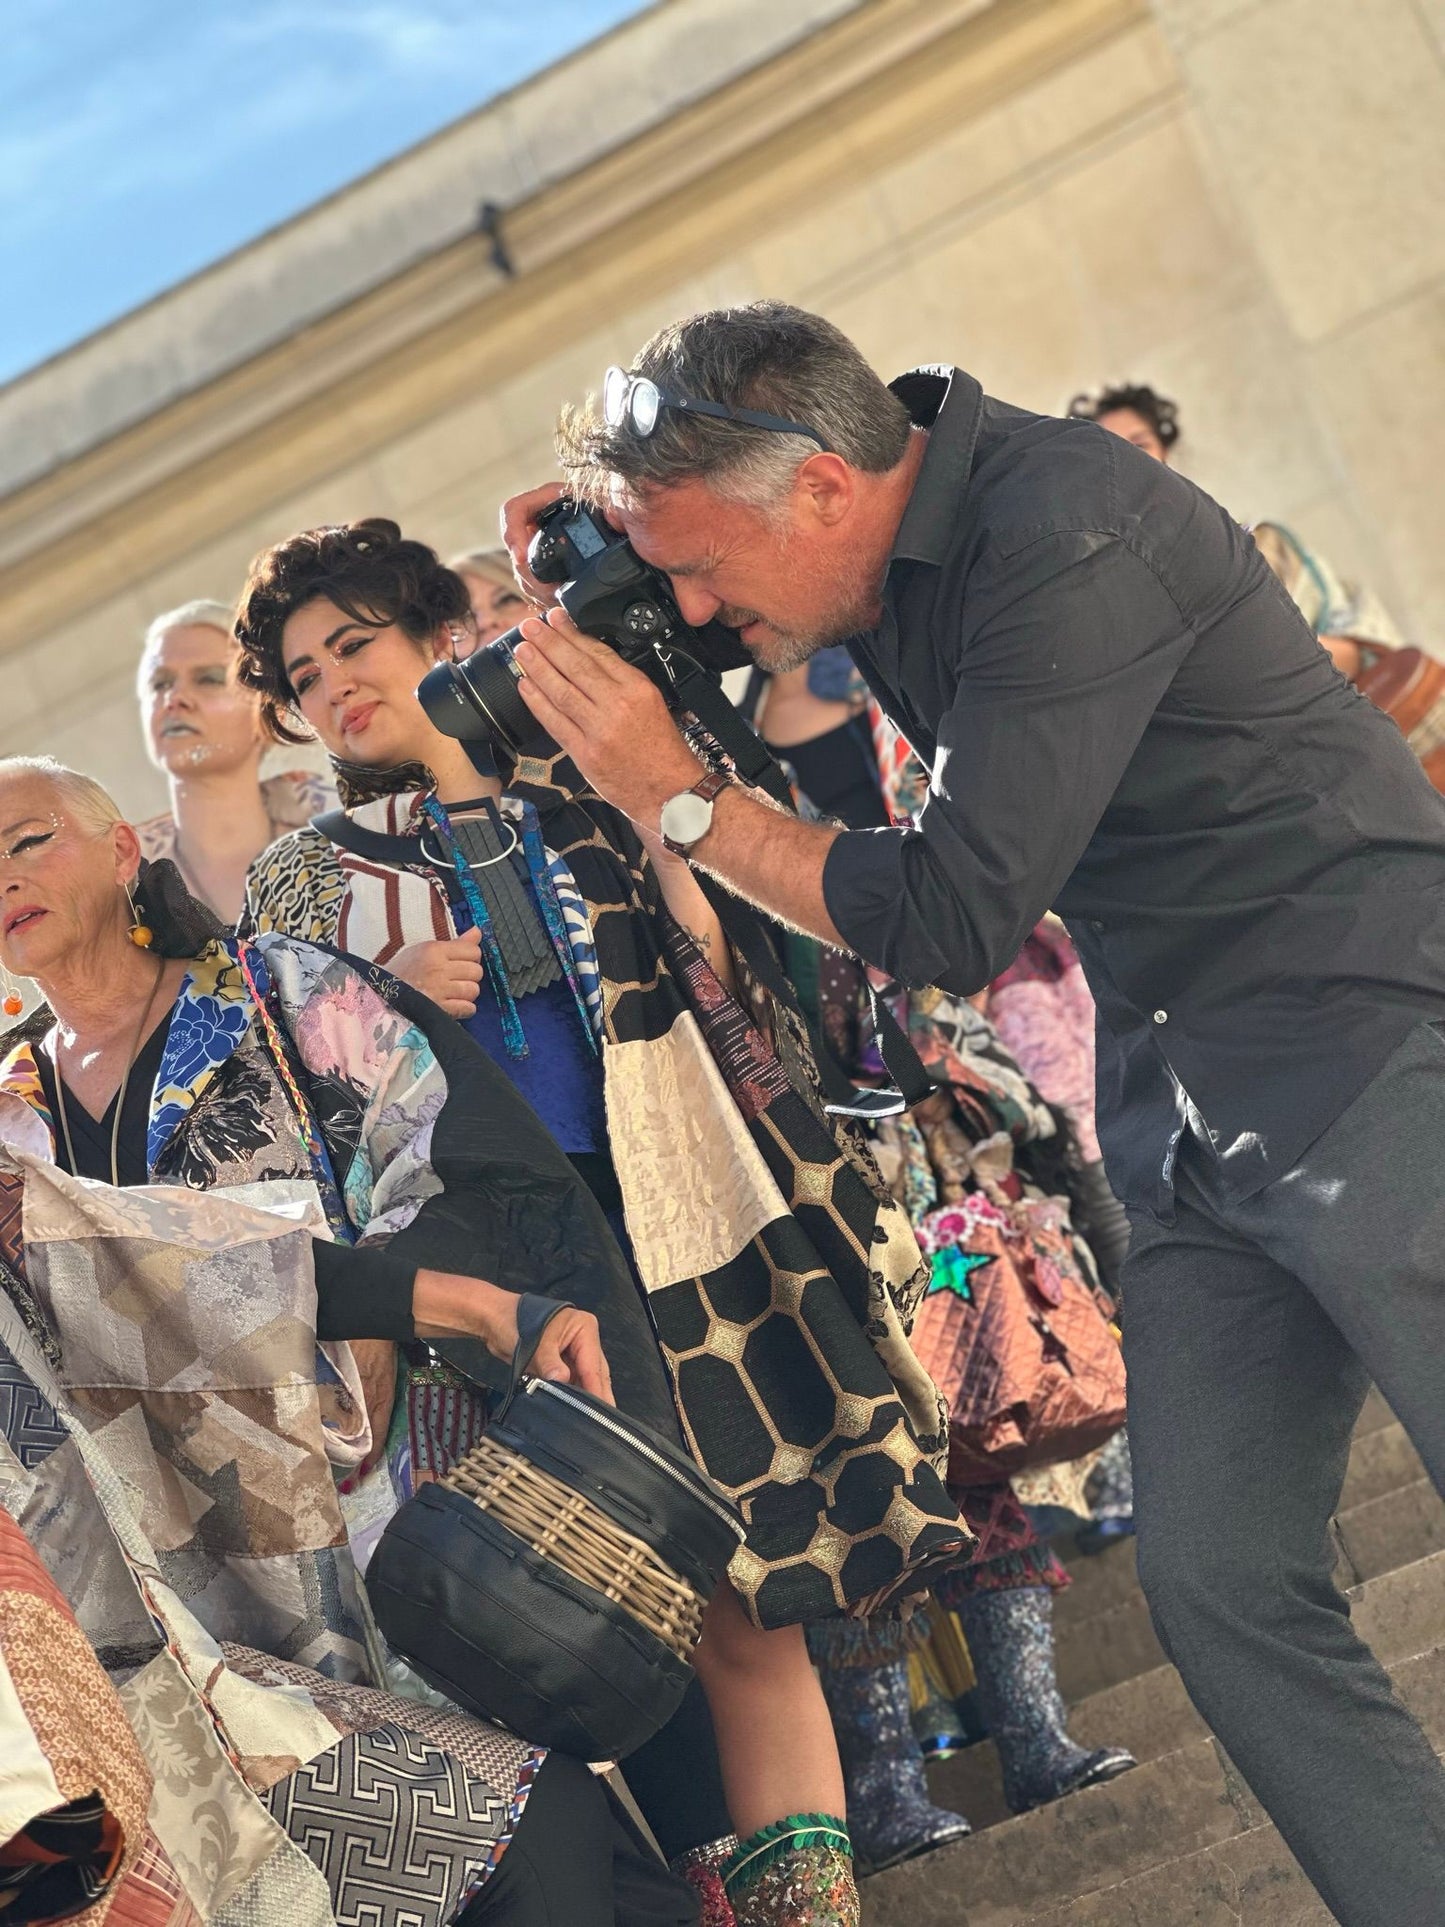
[718,568,880,674]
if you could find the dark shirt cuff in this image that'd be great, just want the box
[313,1237,417,1341]
[822,825,959,989]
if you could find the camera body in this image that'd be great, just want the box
[417,498,751,756]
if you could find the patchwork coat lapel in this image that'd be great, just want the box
[146,943,254,1174]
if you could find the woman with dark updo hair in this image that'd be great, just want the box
[1067,381,1403,679]
[235,517,972,1927]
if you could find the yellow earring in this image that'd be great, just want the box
[124,880,154,950]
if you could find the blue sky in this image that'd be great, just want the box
[0,0,645,385]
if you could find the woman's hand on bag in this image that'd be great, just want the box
[389,931,484,1018]
[412,1270,615,1405]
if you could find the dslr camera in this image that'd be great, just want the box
[417,498,752,757]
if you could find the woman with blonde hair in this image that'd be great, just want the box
[135,597,332,920]
[448,547,529,653]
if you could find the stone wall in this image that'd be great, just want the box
[1,0,1440,819]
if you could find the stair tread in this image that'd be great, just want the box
[1020,1826,1336,1926]
[867,1637,1445,1924]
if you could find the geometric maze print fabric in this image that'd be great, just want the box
[265,1723,512,1927]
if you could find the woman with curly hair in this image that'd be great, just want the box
[233,517,972,1927]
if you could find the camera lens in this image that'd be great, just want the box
[415,630,544,754]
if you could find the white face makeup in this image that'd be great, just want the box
[140,624,263,777]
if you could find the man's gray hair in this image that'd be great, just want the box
[557,302,912,513]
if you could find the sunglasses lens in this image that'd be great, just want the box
[602,366,631,428]
[630,379,661,437]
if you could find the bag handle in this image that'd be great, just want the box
[496,1293,580,1421]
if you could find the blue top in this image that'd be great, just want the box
[451,891,607,1156]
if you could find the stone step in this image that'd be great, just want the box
[1018,1644,1445,1925]
[1353,1383,1395,1437]
[927,1549,1445,1836]
[1052,1480,1445,1704]
[863,1638,1445,1925]
[1335,1476,1445,1584]
[1339,1419,1425,1511]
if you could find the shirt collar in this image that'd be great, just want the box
[887,365,985,567]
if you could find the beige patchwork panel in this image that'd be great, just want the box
[603,1012,790,1291]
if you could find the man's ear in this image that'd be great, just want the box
[794,453,856,529]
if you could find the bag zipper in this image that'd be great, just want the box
[523,1379,747,1540]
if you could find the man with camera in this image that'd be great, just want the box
[501,301,1445,1926]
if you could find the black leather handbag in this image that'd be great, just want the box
[367,1295,746,1761]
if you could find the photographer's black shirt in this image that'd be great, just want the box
[820,366,1445,1220]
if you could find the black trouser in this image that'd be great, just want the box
[1122,1019,1445,1926]
[463,1753,699,1926]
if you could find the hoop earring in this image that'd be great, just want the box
[0,960,24,1019]
[124,880,154,949]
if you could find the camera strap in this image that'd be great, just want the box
[666,655,796,810]
[689,869,932,1119]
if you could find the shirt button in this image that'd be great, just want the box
[1153,1009,1168,1024]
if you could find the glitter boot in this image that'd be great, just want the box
[815,1655,971,1873]
[670,1836,739,1927]
[957,1586,1136,1812]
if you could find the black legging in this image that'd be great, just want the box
[619,1677,731,1862]
[462,1754,699,1926]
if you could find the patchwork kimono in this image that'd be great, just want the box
[245,762,972,1628]
[0,932,655,1923]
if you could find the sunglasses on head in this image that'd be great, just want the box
[601,365,834,453]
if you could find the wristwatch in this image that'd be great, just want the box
[659,769,731,856]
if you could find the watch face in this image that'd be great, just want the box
[660,789,713,846]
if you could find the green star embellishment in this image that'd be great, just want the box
[927,1246,992,1300]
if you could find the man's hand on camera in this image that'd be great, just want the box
[500,482,567,604]
[513,610,704,827]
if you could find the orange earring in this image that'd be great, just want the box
[125,881,154,950]
[1,966,23,1018]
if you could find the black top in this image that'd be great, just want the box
[769,717,890,831]
[821,366,1445,1218]
[34,1009,414,1339]
[35,1018,169,1188]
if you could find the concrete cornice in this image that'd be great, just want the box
[0,0,864,502]
[0,0,1148,652]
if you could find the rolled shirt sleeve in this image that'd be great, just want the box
[823,532,1197,993]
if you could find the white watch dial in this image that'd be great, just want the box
[660,789,714,847]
